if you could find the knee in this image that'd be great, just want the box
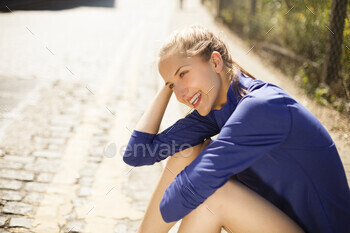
[201,177,239,219]
[174,138,211,158]
[166,138,211,168]
[179,178,238,230]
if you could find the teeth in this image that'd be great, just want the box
[189,92,201,104]
[192,96,200,106]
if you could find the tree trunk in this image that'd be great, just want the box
[216,0,223,19]
[251,0,256,15]
[322,0,348,86]
[249,0,257,38]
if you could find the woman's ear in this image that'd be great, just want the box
[210,51,224,73]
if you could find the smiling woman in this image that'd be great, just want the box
[158,53,231,116]
[123,25,350,233]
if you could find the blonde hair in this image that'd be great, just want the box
[158,25,256,99]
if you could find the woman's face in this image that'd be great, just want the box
[158,52,230,116]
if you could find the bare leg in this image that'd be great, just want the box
[177,196,222,233]
[137,140,210,233]
[138,138,304,233]
[178,177,304,233]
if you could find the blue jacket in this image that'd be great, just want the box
[123,71,350,233]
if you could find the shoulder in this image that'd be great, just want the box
[238,83,290,114]
[224,83,293,133]
[238,73,296,107]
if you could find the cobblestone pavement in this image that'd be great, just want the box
[0,0,349,232]
[0,0,180,232]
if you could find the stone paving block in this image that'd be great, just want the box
[126,189,151,202]
[0,216,8,227]
[79,177,94,186]
[50,131,73,139]
[25,158,61,172]
[23,192,44,204]
[0,179,23,190]
[91,141,107,148]
[77,186,93,197]
[92,128,106,137]
[0,190,25,201]
[3,155,35,164]
[130,201,148,212]
[47,144,63,151]
[93,136,109,145]
[79,168,95,177]
[0,160,23,169]
[33,143,48,151]
[63,210,77,221]
[50,117,76,128]
[36,172,54,183]
[33,137,66,146]
[49,125,72,133]
[98,121,113,131]
[72,198,89,208]
[9,217,33,229]
[71,88,92,97]
[32,150,62,159]
[0,169,34,181]
[88,148,104,157]
[0,199,6,206]
[87,156,102,163]
[24,182,49,193]
[113,219,140,233]
[64,220,85,233]
[2,202,34,215]
[85,162,99,170]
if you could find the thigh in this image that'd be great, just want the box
[177,199,222,233]
[212,178,304,233]
[178,177,304,233]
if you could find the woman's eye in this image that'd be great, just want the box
[179,71,187,78]
[169,83,174,89]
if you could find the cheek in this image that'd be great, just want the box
[198,71,217,89]
[173,88,187,104]
[188,72,210,90]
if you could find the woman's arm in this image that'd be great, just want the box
[123,84,219,167]
[135,84,173,134]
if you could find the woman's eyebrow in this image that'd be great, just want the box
[174,65,189,76]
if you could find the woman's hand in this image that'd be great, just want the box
[134,84,173,134]
[200,138,211,151]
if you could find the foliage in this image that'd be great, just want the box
[209,0,350,114]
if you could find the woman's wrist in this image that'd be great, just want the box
[163,82,173,95]
[134,83,173,134]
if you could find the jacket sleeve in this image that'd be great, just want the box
[123,110,219,167]
[159,92,292,222]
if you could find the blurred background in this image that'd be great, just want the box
[212,0,350,112]
[0,0,349,232]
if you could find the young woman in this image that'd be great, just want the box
[123,26,350,233]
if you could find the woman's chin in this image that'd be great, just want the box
[196,107,211,116]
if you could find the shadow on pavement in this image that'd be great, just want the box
[0,0,116,12]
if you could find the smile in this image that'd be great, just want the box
[189,92,201,107]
